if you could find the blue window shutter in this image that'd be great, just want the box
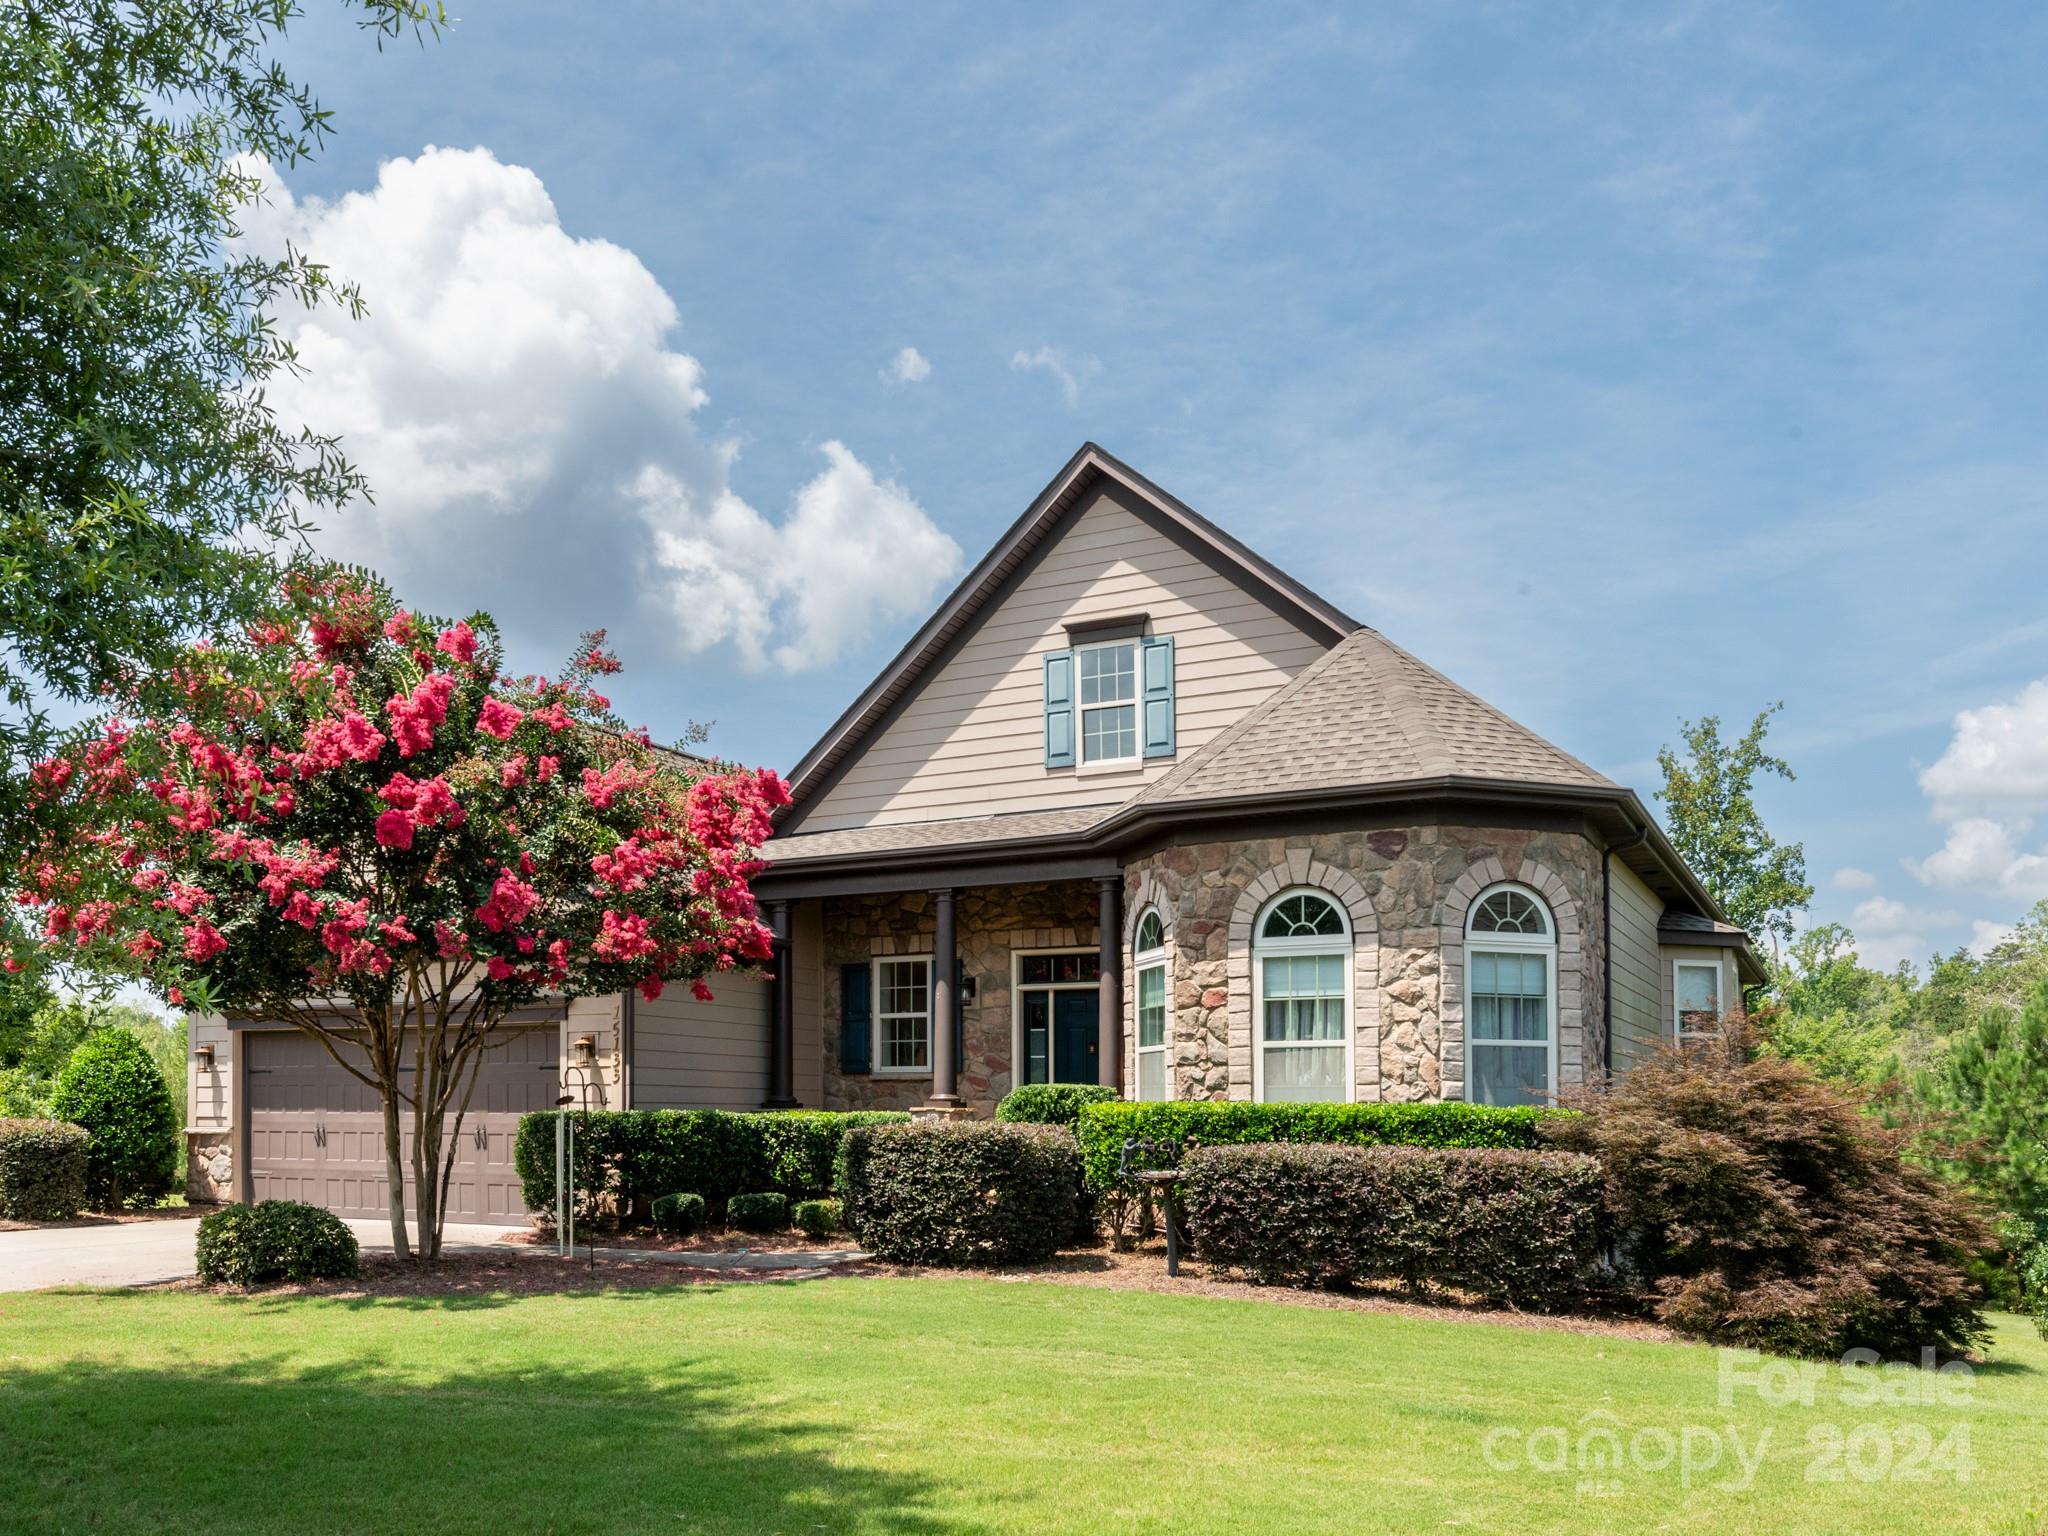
[1043,650,1075,768]
[953,959,966,1067]
[839,962,872,1075]
[1141,635,1176,758]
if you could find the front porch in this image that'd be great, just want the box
[759,874,1127,1118]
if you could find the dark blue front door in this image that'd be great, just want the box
[1053,989,1098,1085]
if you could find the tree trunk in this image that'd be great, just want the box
[380,1084,412,1262]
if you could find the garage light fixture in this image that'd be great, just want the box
[194,1044,215,1069]
[571,1033,596,1063]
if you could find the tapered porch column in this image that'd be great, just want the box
[1096,874,1123,1093]
[764,900,799,1109]
[928,888,962,1107]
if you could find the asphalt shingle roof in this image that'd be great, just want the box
[762,805,1115,864]
[1133,629,1613,808]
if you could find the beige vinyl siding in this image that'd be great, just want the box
[797,485,1329,832]
[1660,947,1735,1035]
[1608,862,1664,1073]
[630,977,770,1110]
[188,1015,231,1129]
[792,901,824,1106]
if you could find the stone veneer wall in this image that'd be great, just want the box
[819,881,1102,1113]
[186,1128,233,1203]
[1121,822,1606,1103]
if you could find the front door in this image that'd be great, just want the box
[1053,990,1098,1085]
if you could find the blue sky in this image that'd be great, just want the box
[253,2,2048,970]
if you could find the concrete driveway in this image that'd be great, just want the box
[0,1213,517,1292]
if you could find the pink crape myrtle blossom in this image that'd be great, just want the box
[9,581,782,1263]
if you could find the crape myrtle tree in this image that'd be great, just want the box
[7,568,786,1259]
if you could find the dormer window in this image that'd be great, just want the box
[1043,632,1176,770]
[1078,640,1138,765]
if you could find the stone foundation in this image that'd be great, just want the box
[185,1128,234,1203]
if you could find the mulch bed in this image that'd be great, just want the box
[0,1205,200,1234]
[160,1248,872,1300]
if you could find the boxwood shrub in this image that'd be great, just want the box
[1182,1142,1604,1309]
[1075,1100,1563,1191]
[194,1200,360,1287]
[839,1121,1078,1267]
[47,1029,177,1209]
[513,1108,911,1223]
[0,1118,88,1221]
[995,1084,1118,1127]
[651,1192,706,1237]
[728,1192,787,1232]
[791,1197,841,1238]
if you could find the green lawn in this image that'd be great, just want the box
[1,1277,2042,1534]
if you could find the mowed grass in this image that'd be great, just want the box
[1,1277,2044,1535]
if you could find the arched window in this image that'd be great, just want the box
[1253,889,1351,1103]
[1133,908,1168,1101]
[1465,884,1557,1107]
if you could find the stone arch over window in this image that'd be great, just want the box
[1227,851,1379,1101]
[1440,858,1583,1102]
[1122,870,1175,1094]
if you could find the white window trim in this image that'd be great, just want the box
[1251,887,1355,1105]
[1010,946,1103,1087]
[872,953,934,1077]
[1672,957,1725,1041]
[1133,908,1169,1103]
[1075,638,1139,769]
[1462,882,1558,1107]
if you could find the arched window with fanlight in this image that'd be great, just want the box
[1253,889,1351,1103]
[1464,884,1557,1106]
[1133,908,1169,1101]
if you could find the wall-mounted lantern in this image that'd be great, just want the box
[194,1043,216,1069]
[571,1033,597,1064]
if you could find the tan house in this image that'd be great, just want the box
[186,443,1759,1219]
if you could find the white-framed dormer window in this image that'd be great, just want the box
[1464,884,1557,1107]
[1134,908,1169,1101]
[1076,639,1138,766]
[874,955,932,1074]
[1253,889,1352,1103]
[1673,959,1723,1041]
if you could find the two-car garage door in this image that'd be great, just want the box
[246,1026,560,1225]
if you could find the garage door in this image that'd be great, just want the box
[247,1026,560,1225]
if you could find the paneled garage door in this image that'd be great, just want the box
[247,1026,560,1225]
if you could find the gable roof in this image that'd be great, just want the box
[779,442,1361,816]
[1133,628,1614,810]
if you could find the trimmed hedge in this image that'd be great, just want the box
[513,1108,911,1222]
[48,1029,177,1209]
[728,1192,787,1232]
[195,1200,359,1286]
[1075,1100,1564,1190]
[0,1117,88,1220]
[1182,1143,1605,1309]
[840,1121,1079,1267]
[792,1197,841,1238]
[652,1192,706,1237]
[995,1084,1118,1127]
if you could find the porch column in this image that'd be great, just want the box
[764,899,799,1109]
[1097,874,1123,1093]
[928,888,962,1107]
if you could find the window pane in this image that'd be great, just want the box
[1025,994,1049,1084]
[1471,1043,1548,1106]
[1082,703,1136,762]
[1136,1050,1166,1102]
[882,1016,928,1070]
[1471,888,1549,936]
[1469,951,1547,1042]
[1136,911,1165,953]
[1137,964,1166,1047]
[1677,964,1720,1016]
[1262,1045,1344,1102]
[1078,642,1136,705]
[1261,892,1344,938]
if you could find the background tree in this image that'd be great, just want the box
[1755,923,1912,1089]
[1656,703,1812,953]
[12,569,785,1259]
[0,0,440,882]
[48,1026,178,1208]
[1923,979,2048,1246]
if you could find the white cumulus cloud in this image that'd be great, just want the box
[884,346,931,385]
[1829,867,1876,891]
[234,145,962,673]
[1907,675,2048,905]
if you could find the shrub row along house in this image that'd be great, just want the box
[186,444,1760,1222]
